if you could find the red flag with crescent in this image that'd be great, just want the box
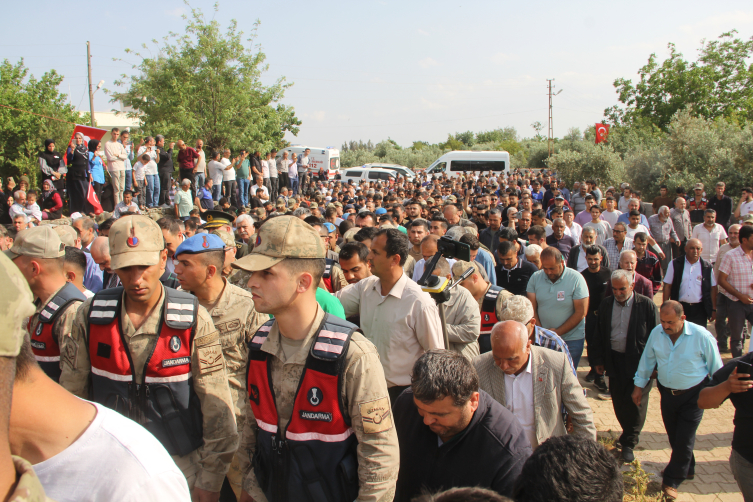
[64,124,108,164]
[595,123,610,144]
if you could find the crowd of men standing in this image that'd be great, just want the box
[1,148,752,502]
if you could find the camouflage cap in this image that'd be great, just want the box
[451,260,479,282]
[211,226,236,248]
[232,216,325,272]
[94,211,112,225]
[742,213,753,224]
[108,215,165,270]
[287,199,297,208]
[53,225,79,247]
[4,226,65,260]
[310,202,318,209]
[0,253,35,357]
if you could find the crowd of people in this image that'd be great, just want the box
[1,139,752,502]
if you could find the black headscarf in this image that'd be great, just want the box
[39,138,61,168]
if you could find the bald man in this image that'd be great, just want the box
[90,236,120,289]
[473,320,595,449]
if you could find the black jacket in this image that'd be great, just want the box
[394,389,531,501]
[495,259,538,296]
[567,244,610,271]
[157,146,174,172]
[592,293,659,377]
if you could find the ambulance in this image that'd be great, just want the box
[276,145,340,180]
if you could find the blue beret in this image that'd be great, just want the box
[175,234,226,257]
[322,222,336,234]
[374,207,387,216]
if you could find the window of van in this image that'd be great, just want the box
[345,170,362,177]
[429,162,446,173]
[368,171,392,180]
[449,160,506,172]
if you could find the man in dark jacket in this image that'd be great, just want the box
[567,226,609,272]
[496,240,537,295]
[155,135,174,206]
[393,350,531,501]
[592,269,660,463]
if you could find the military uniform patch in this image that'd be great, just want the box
[194,331,220,347]
[62,338,78,370]
[215,319,241,335]
[359,397,393,434]
[197,343,224,374]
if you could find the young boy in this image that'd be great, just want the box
[132,153,151,209]
[25,190,42,225]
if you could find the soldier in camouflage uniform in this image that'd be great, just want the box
[232,216,399,502]
[59,215,238,500]
[173,233,268,499]
[6,226,86,383]
[0,253,55,501]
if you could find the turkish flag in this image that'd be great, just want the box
[595,123,610,144]
[86,182,103,215]
[64,124,108,164]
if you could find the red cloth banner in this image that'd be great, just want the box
[595,123,610,144]
[64,124,108,164]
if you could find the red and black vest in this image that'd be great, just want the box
[322,258,335,293]
[28,283,86,382]
[246,314,359,502]
[87,286,204,456]
[478,285,504,354]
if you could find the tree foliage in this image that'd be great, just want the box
[110,3,300,152]
[0,59,80,185]
[606,31,753,130]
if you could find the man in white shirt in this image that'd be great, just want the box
[663,238,717,328]
[734,186,753,224]
[194,139,206,193]
[601,196,622,228]
[691,209,728,264]
[269,148,279,201]
[112,189,141,219]
[104,127,128,205]
[10,337,190,502]
[336,228,444,403]
[563,209,582,244]
[221,149,236,207]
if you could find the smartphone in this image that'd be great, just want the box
[737,360,753,381]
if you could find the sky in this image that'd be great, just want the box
[3,1,753,149]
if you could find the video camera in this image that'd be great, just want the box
[417,236,472,303]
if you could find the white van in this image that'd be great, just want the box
[361,163,415,181]
[339,167,397,185]
[277,145,340,180]
[425,151,510,178]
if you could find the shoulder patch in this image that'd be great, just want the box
[197,343,224,374]
[359,397,393,434]
[194,331,220,347]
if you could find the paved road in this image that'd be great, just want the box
[583,292,744,501]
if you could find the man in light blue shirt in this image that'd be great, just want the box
[632,300,722,499]
[526,247,589,368]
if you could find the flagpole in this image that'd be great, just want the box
[87,41,95,127]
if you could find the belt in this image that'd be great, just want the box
[658,378,707,396]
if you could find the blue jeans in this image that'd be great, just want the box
[564,338,585,370]
[212,183,222,201]
[194,173,205,195]
[238,178,250,207]
[125,170,133,191]
[146,174,160,207]
[290,177,299,196]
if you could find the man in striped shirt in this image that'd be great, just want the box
[717,224,753,357]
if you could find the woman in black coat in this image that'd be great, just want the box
[66,132,89,214]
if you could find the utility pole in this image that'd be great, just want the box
[87,41,95,127]
[546,78,562,161]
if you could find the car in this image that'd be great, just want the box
[339,167,397,185]
[361,163,415,181]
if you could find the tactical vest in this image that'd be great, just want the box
[322,258,335,293]
[478,285,503,354]
[87,286,204,456]
[28,283,86,382]
[246,314,359,502]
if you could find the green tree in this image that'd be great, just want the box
[606,31,753,130]
[0,59,81,185]
[110,3,300,152]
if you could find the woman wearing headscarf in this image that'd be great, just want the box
[87,139,105,213]
[66,132,89,214]
[39,179,63,220]
[38,139,65,191]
